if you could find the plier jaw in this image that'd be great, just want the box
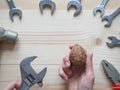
[18,56,47,90]
[101,60,120,90]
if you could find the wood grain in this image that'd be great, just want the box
[0,0,120,90]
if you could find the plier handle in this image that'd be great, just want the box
[113,84,120,90]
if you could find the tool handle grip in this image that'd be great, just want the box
[7,0,16,9]
[113,84,120,90]
[18,81,29,90]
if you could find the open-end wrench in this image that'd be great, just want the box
[18,56,47,90]
[102,7,120,27]
[39,0,56,15]
[67,0,82,16]
[106,36,120,48]
[93,0,108,17]
[7,0,22,21]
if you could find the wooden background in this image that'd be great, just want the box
[0,0,120,90]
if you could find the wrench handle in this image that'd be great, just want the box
[110,7,120,20]
[99,0,108,8]
[7,0,16,9]
[18,81,29,90]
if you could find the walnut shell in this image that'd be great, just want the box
[70,44,87,66]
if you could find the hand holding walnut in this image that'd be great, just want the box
[59,44,94,90]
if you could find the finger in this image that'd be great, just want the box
[4,80,20,90]
[86,52,93,73]
[62,55,72,76]
[59,67,68,81]
[69,44,75,50]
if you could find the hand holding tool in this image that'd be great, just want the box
[93,0,108,17]
[7,0,22,21]
[101,60,120,90]
[18,56,47,90]
[106,36,120,48]
[67,0,82,16]
[39,0,56,15]
[102,7,120,27]
[0,27,18,41]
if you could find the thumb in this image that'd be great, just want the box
[86,52,93,73]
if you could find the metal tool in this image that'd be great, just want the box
[93,0,108,17]
[106,36,120,48]
[102,7,120,27]
[7,0,22,21]
[39,0,56,15]
[101,60,120,90]
[18,56,47,90]
[0,27,18,41]
[67,0,82,16]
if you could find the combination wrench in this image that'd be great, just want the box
[7,0,22,21]
[102,7,120,27]
[93,0,108,17]
[67,0,82,16]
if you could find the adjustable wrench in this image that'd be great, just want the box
[106,36,120,48]
[7,0,22,21]
[93,0,108,17]
[102,7,120,27]
[67,0,82,16]
[18,56,47,90]
[39,0,56,15]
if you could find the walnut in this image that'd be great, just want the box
[70,44,87,66]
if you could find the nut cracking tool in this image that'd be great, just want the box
[39,0,56,15]
[7,0,22,21]
[18,56,47,90]
[102,60,120,90]
[106,36,120,48]
[0,27,18,41]
[67,0,82,16]
[102,7,120,27]
[93,0,108,17]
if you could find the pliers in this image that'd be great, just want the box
[18,56,47,90]
[101,60,120,90]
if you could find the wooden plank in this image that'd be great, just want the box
[0,65,115,90]
[0,0,120,90]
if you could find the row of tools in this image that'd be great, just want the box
[7,0,120,27]
[0,0,120,90]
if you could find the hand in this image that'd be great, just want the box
[59,45,94,90]
[3,80,20,90]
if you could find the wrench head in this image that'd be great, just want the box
[102,15,112,27]
[39,0,56,15]
[20,56,47,88]
[106,36,118,48]
[93,6,104,17]
[9,8,22,21]
[20,56,37,79]
[67,0,82,16]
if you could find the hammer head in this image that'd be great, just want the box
[39,0,56,15]
[67,0,82,16]
[9,8,22,21]
[102,15,112,27]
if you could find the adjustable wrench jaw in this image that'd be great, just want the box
[39,0,56,15]
[67,0,82,16]
[18,56,47,90]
